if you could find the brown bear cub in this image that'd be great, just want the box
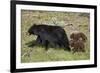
[70,31,87,42]
[70,39,85,53]
[70,31,87,53]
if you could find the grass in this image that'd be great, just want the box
[21,10,90,63]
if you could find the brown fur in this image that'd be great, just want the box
[70,39,85,53]
[70,32,87,42]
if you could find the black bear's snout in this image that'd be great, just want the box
[28,33,32,35]
[28,29,34,36]
[26,32,30,36]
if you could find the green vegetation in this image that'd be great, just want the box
[21,10,90,63]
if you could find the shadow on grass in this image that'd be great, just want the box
[25,40,60,49]
[25,40,46,49]
[25,40,37,48]
[25,38,71,51]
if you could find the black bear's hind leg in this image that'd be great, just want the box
[64,45,71,51]
[67,47,71,51]
[57,42,62,48]
[45,40,49,51]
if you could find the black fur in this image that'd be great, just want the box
[28,24,70,51]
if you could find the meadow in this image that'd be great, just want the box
[21,10,90,63]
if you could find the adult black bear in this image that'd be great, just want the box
[28,24,70,51]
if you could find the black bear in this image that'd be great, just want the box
[28,24,71,51]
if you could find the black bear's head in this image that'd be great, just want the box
[28,24,40,36]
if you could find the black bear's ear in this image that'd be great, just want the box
[34,24,36,26]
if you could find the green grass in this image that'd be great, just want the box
[21,10,90,63]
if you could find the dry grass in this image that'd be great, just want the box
[21,10,90,63]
